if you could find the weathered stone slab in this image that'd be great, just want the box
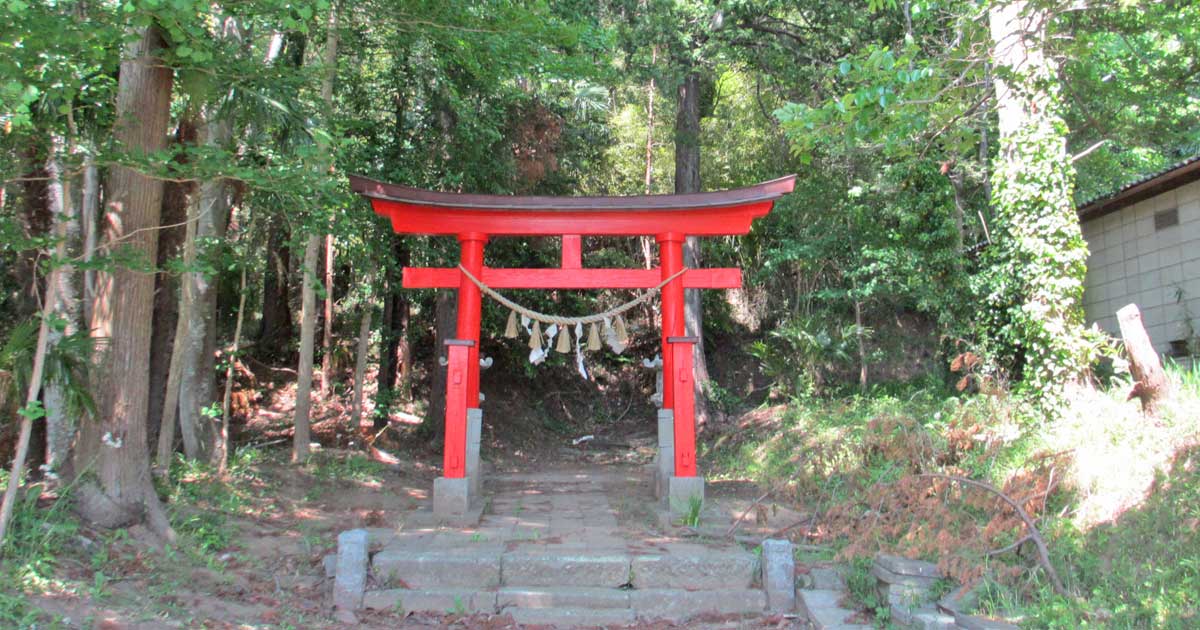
[333,529,369,612]
[761,539,796,612]
[497,586,630,609]
[666,475,705,517]
[875,554,942,578]
[630,550,755,590]
[508,607,636,628]
[323,553,337,578]
[466,409,482,496]
[372,548,502,588]
[631,588,765,621]
[433,476,471,518]
[361,587,497,613]
[907,607,958,630]
[501,551,631,587]
[797,589,874,630]
[806,565,846,591]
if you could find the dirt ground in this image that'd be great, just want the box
[18,367,813,630]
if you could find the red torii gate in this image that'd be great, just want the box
[350,174,795,518]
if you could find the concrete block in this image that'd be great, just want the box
[323,553,337,578]
[497,586,630,609]
[656,409,674,448]
[630,550,756,590]
[508,607,636,627]
[433,476,470,518]
[807,566,846,591]
[333,529,369,612]
[631,588,765,621]
[907,607,959,630]
[371,547,503,588]
[761,539,796,612]
[654,410,676,500]
[501,551,631,587]
[362,587,496,613]
[467,409,483,496]
[797,589,873,630]
[873,554,942,580]
[666,475,705,517]
[655,446,673,500]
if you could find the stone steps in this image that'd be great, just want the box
[362,585,768,626]
[370,545,758,590]
[798,589,874,630]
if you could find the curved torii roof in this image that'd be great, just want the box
[349,174,796,237]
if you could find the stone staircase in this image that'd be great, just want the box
[363,544,767,625]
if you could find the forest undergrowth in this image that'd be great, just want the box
[706,363,1200,628]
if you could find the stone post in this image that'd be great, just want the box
[466,408,482,496]
[761,539,796,612]
[333,529,369,616]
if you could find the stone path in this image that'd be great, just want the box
[356,466,782,626]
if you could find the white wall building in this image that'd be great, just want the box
[1078,157,1200,357]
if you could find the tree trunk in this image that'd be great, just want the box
[73,25,175,539]
[294,234,320,462]
[178,113,234,463]
[219,266,248,472]
[321,234,335,395]
[147,121,195,454]
[43,135,81,475]
[986,0,1089,396]
[0,230,63,548]
[155,289,189,470]
[351,305,371,429]
[257,213,293,357]
[674,70,712,427]
[81,155,99,325]
[1116,304,1170,413]
[426,289,457,444]
[294,1,341,461]
[640,47,658,269]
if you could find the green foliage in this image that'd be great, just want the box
[976,79,1093,403]
[845,556,891,625]
[309,452,388,484]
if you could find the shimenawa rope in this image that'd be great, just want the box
[456,264,687,327]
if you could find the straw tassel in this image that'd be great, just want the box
[555,326,571,353]
[529,321,543,352]
[613,315,629,345]
[504,309,519,338]
[587,323,602,351]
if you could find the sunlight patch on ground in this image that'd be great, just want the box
[1047,382,1200,528]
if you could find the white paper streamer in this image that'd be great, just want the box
[574,322,589,379]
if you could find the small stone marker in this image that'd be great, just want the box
[761,539,796,612]
[334,529,369,615]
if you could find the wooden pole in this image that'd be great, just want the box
[1116,303,1171,413]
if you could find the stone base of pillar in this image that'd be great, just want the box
[653,409,674,501]
[432,477,482,525]
[666,475,705,518]
[466,408,483,496]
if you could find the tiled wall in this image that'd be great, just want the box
[1080,180,1200,354]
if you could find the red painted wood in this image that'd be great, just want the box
[403,267,741,290]
[456,235,486,406]
[671,340,697,477]
[371,200,775,236]
[443,343,470,477]
[658,235,685,410]
[561,235,582,269]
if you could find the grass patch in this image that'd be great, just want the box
[709,367,1200,626]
